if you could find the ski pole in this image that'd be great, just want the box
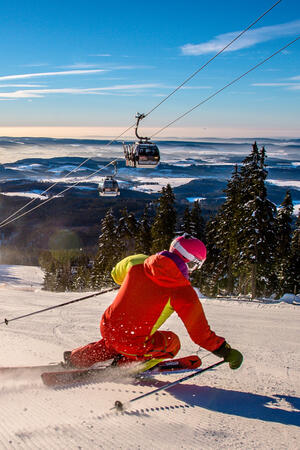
[1,286,119,326]
[112,359,226,411]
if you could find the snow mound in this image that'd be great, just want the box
[279,293,300,304]
[0,265,44,289]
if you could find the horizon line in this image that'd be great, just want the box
[0,126,299,140]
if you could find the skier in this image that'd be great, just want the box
[66,234,243,371]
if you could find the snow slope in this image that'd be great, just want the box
[0,265,299,449]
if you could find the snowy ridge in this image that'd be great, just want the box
[1,137,299,206]
[0,265,299,449]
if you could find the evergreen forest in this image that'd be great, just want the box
[39,143,300,299]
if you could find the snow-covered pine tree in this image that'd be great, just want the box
[42,259,57,291]
[238,143,277,298]
[190,200,206,241]
[70,252,90,291]
[72,265,89,291]
[54,262,72,292]
[135,203,153,255]
[215,164,242,294]
[275,190,294,296]
[91,208,119,288]
[151,184,177,253]
[195,215,220,296]
[198,165,241,295]
[285,212,300,295]
[179,206,193,235]
[116,207,138,259]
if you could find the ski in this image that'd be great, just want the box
[41,365,113,387]
[0,362,65,375]
[150,355,201,372]
[41,355,202,387]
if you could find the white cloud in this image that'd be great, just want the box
[22,63,49,67]
[181,85,212,90]
[289,75,300,80]
[93,83,160,91]
[252,82,296,86]
[90,54,111,57]
[61,63,102,69]
[181,20,300,55]
[100,65,155,70]
[0,91,43,98]
[252,81,300,90]
[0,84,45,88]
[0,84,161,99]
[0,69,107,81]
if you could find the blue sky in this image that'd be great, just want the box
[0,0,300,138]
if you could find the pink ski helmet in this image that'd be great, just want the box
[169,234,206,268]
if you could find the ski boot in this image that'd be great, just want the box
[62,351,75,368]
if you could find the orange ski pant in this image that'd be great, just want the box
[70,330,180,368]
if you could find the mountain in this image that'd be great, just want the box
[0,137,299,264]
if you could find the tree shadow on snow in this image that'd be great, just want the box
[166,384,300,426]
[0,267,23,285]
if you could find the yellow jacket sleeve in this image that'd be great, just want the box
[111,254,149,285]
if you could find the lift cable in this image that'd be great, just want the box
[0,36,300,228]
[143,0,282,119]
[1,36,299,229]
[150,35,300,139]
[0,124,135,227]
[0,159,119,229]
[1,36,298,230]
[0,1,281,228]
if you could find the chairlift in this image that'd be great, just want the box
[98,162,120,197]
[123,113,160,168]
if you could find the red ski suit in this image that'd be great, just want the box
[70,253,224,368]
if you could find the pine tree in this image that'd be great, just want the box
[198,165,241,295]
[127,210,138,251]
[217,165,242,294]
[195,215,220,296]
[275,190,294,296]
[42,260,57,291]
[116,207,138,258]
[200,144,277,298]
[190,200,206,241]
[179,206,192,235]
[40,250,78,292]
[151,184,177,253]
[73,265,90,291]
[91,208,119,288]
[285,213,300,295]
[238,144,277,298]
[135,203,153,254]
[186,201,206,289]
[70,251,90,291]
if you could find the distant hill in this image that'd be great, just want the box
[0,138,299,264]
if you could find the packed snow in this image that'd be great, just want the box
[267,179,300,190]
[0,192,49,200]
[0,265,299,449]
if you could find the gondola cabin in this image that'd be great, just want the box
[123,141,160,168]
[98,176,120,197]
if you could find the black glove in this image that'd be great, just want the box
[213,342,243,370]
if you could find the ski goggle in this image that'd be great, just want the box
[187,257,205,273]
[170,238,206,272]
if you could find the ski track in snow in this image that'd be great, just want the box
[0,265,299,449]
